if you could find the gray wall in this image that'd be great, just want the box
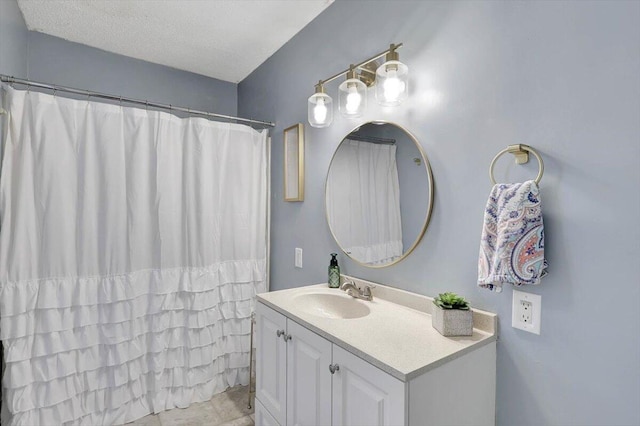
[26,32,237,116]
[239,1,640,425]
[0,1,237,116]
[392,125,429,251]
[0,0,28,164]
[0,0,28,76]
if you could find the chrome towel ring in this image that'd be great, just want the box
[489,144,544,185]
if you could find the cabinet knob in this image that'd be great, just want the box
[329,364,340,374]
[276,329,285,338]
[283,333,292,341]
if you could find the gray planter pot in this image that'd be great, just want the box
[432,306,473,336]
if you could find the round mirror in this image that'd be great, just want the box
[325,122,434,268]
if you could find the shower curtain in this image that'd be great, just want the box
[0,86,268,425]
[326,139,402,265]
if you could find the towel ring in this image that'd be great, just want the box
[489,144,544,185]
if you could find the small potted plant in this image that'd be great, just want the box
[432,292,473,336]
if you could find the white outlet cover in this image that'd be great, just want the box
[512,289,542,334]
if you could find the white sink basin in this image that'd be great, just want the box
[294,292,371,319]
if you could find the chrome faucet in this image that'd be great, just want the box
[340,280,374,301]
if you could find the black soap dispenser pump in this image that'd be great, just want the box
[328,253,340,288]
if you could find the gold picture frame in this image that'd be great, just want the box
[284,123,305,201]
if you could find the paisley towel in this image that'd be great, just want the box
[478,180,548,292]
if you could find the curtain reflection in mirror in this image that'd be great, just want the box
[326,140,403,265]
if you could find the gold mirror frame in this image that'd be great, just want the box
[324,121,434,268]
[284,123,304,201]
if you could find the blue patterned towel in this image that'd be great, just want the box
[478,180,548,292]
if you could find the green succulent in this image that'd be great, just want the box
[433,292,470,310]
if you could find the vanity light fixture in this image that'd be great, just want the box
[307,43,406,128]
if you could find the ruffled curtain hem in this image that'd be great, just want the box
[0,260,265,426]
[2,366,250,426]
[346,240,403,265]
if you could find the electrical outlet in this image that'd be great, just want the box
[295,248,303,268]
[519,300,532,324]
[512,289,541,334]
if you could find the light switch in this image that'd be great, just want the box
[295,248,303,268]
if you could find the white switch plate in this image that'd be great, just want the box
[294,248,303,268]
[512,289,541,334]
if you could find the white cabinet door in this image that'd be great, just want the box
[286,320,332,426]
[332,345,406,426]
[255,398,281,426]
[256,303,288,426]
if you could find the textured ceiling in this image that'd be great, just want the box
[17,0,334,83]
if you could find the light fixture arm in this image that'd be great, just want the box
[346,65,358,81]
[316,43,403,87]
[385,43,400,62]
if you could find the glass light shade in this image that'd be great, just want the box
[375,60,409,107]
[308,92,333,128]
[338,78,367,118]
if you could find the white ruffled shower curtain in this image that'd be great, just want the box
[0,86,267,425]
[326,139,402,265]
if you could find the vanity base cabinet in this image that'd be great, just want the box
[286,320,332,426]
[332,345,406,426]
[256,302,332,426]
[408,343,496,426]
[255,398,280,426]
[256,302,288,425]
[256,302,496,426]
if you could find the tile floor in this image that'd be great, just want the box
[127,385,254,426]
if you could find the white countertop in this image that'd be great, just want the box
[257,279,497,382]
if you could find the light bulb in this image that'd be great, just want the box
[338,77,366,118]
[313,97,328,123]
[383,68,405,103]
[345,85,362,114]
[308,90,332,128]
[375,58,408,107]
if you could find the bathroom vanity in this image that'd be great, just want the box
[254,277,497,426]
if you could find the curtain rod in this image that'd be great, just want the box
[347,134,396,145]
[0,75,275,128]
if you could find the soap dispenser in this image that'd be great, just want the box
[328,253,340,288]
